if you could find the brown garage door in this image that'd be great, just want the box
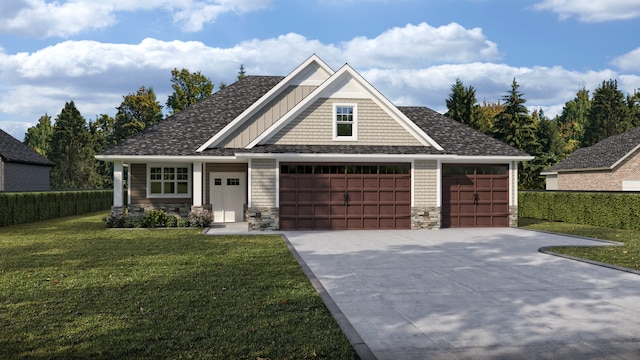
[442,165,509,228]
[280,164,411,230]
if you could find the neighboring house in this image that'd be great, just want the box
[0,128,54,191]
[97,55,532,230]
[542,126,640,191]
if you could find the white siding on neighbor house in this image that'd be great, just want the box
[268,98,424,146]
[413,160,438,207]
[219,85,317,148]
[250,159,277,208]
[545,174,558,190]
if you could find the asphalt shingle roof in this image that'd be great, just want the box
[546,126,640,172]
[100,75,527,158]
[0,128,54,166]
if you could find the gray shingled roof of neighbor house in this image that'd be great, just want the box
[545,126,640,172]
[0,128,55,166]
[100,76,528,158]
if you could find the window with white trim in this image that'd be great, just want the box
[148,166,191,197]
[333,104,357,141]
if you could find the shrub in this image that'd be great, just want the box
[142,210,169,228]
[187,209,212,228]
[103,213,125,228]
[166,216,178,227]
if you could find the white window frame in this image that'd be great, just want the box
[147,164,192,198]
[333,103,358,141]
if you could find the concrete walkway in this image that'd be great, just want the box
[283,228,640,360]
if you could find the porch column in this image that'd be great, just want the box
[192,161,203,208]
[113,161,124,207]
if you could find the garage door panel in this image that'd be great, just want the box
[280,163,411,230]
[443,164,509,228]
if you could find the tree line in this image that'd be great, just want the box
[445,78,640,189]
[23,67,246,190]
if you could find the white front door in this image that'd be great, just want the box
[210,172,245,223]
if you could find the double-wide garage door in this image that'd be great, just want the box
[442,164,509,228]
[280,164,411,230]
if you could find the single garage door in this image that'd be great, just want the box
[442,164,509,228]
[280,164,411,230]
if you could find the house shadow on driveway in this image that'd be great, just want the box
[283,228,640,360]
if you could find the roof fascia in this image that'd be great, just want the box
[95,155,243,163]
[235,153,532,162]
[195,54,334,152]
[246,64,444,150]
[609,144,640,170]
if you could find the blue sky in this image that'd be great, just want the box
[1,0,639,141]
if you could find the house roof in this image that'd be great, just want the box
[544,126,640,173]
[99,75,528,159]
[0,128,55,166]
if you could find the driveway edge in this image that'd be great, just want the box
[280,234,377,360]
[521,228,640,276]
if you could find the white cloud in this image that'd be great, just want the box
[612,48,640,72]
[342,22,500,67]
[0,0,271,38]
[1,22,638,140]
[533,0,640,22]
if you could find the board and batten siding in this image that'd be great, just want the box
[413,160,438,207]
[250,159,277,208]
[269,98,423,146]
[219,85,316,148]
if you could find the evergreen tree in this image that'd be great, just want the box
[89,114,116,188]
[113,86,163,144]
[445,79,482,131]
[628,89,640,128]
[166,68,213,114]
[23,114,53,158]
[237,64,246,81]
[49,101,94,189]
[583,79,631,146]
[493,78,539,154]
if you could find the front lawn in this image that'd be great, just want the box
[0,213,358,359]
[519,218,640,271]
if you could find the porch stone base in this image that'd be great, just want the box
[509,205,518,227]
[111,206,126,215]
[411,206,441,229]
[247,207,279,231]
[128,203,191,217]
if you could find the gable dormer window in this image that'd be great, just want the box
[333,104,357,141]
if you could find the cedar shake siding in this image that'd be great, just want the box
[413,160,438,207]
[270,98,423,146]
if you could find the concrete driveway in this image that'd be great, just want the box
[283,228,640,360]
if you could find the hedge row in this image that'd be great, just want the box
[519,191,640,230]
[0,190,113,227]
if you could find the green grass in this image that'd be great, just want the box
[520,218,640,271]
[0,212,358,360]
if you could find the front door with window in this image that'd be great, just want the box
[209,172,245,222]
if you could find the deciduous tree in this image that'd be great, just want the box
[23,114,53,158]
[166,68,213,114]
[113,86,163,143]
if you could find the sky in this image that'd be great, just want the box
[1,0,640,141]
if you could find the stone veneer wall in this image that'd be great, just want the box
[411,206,441,229]
[509,205,518,228]
[246,207,279,231]
[128,203,192,217]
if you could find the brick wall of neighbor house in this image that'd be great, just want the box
[128,163,191,216]
[412,160,440,229]
[3,162,50,191]
[557,150,640,191]
[247,159,279,230]
[270,98,424,146]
